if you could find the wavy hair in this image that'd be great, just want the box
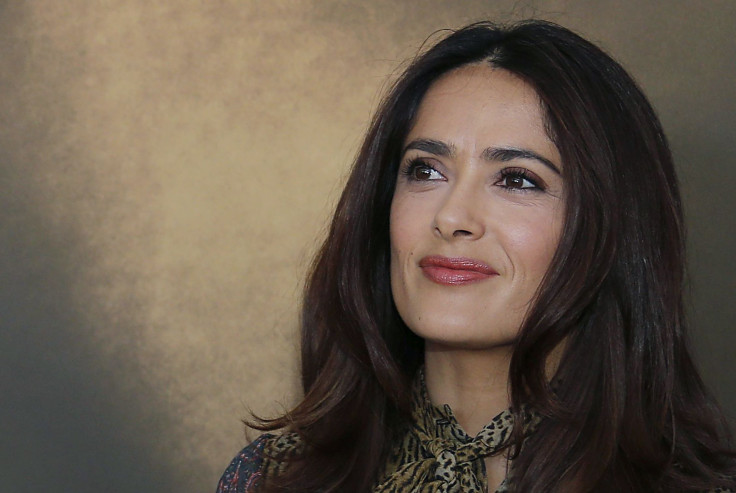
[252,20,736,492]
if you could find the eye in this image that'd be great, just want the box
[496,168,544,191]
[401,159,444,181]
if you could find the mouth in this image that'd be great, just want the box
[418,255,499,286]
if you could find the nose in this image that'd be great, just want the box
[433,181,485,240]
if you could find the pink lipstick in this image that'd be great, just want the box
[418,255,498,285]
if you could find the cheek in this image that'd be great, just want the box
[389,199,406,287]
[505,211,563,278]
[389,194,424,299]
[389,195,416,265]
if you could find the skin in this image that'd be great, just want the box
[389,64,565,488]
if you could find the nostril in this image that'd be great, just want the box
[453,229,473,237]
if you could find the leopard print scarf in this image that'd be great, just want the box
[259,370,539,492]
[374,370,539,493]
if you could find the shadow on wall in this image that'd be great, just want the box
[0,153,184,493]
[0,7,183,492]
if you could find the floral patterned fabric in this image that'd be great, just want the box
[216,434,269,493]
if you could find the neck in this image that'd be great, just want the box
[424,342,513,437]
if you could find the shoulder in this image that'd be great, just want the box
[216,434,273,493]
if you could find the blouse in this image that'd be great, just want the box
[216,372,734,492]
[217,371,536,493]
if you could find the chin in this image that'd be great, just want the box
[407,321,518,351]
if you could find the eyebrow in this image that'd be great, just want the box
[403,138,456,157]
[403,138,561,175]
[482,147,561,175]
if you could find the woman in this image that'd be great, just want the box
[217,20,736,492]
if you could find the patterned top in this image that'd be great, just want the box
[216,374,733,492]
[373,370,539,492]
[217,371,535,493]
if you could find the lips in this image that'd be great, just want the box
[418,255,499,285]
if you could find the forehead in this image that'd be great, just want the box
[406,64,558,162]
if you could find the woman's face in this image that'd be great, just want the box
[389,64,565,350]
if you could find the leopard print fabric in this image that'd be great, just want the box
[373,370,538,493]
[245,370,534,492]
[218,371,733,492]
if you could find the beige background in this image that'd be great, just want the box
[1,1,734,492]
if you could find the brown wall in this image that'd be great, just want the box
[1,1,734,491]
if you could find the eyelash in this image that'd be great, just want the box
[401,158,443,181]
[497,167,545,191]
[400,158,546,192]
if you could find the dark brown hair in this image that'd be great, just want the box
[252,20,736,492]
